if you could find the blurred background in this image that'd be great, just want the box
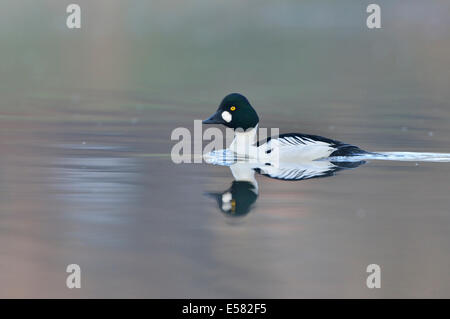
[0,0,450,298]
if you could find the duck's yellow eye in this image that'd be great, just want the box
[230,106,236,111]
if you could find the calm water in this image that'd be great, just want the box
[1,1,450,298]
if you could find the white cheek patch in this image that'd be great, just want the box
[221,111,232,123]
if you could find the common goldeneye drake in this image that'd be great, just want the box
[203,93,369,162]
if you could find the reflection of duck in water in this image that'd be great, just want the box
[206,160,365,218]
[202,93,368,217]
[207,163,259,218]
[207,181,258,218]
[203,93,371,162]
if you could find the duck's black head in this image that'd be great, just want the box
[203,93,259,130]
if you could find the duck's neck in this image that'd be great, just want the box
[229,125,258,156]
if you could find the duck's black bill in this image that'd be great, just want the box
[203,112,224,124]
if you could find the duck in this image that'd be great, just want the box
[203,93,369,163]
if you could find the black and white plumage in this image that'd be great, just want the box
[262,133,367,157]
